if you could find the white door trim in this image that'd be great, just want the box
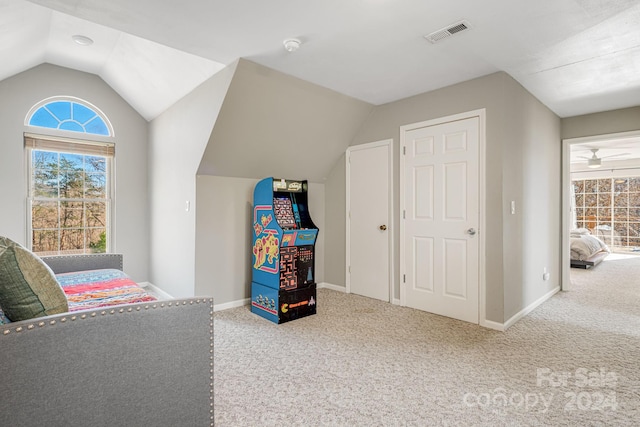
[346,139,394,302]
[561,129,640,291]
[399,109,487,325]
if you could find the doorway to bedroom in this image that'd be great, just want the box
[562,130,640,290]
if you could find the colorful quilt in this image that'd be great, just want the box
[0,269,157,324]
[57,269,157,312]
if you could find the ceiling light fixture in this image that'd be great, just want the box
[283,38,301,52]
[72,34,94,46]
[587,157,602,168]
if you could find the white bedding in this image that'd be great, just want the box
[570,233,609,261]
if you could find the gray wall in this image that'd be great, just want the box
[195,176,325,304]
[0,61,569,323]
[148,62,237,298]
[323,155,347,286]
[192,59,368,305]
[198,59,373,183]
[501,76,561,321]
[0,64,150,282]
[324,72,561,323]
[561,106,640,139]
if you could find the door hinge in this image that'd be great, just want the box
[349,266,351,274]
[403,146,406,155]
[403,274,406,283]
[403,210,406,219]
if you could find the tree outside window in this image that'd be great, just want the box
[30,149,110,255]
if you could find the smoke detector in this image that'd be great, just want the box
[72,34,94,46]
[424,20,471,43]
[283,38,301,52]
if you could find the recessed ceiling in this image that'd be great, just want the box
[3,0,639,120]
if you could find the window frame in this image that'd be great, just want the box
[25,96,114,137]
[25,133,115,256]
[572,175,640,251]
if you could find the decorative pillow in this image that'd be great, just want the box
[0,237,68,321]
[0,306,10,325]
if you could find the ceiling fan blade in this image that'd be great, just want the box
[601,152,631,159]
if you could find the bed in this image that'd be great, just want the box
[0,256,157,325]
[0,242,213,426]
[570,228,610,269]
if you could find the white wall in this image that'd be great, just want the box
[0,64,150,281]
[195,176,325,305]
[148,62,237,298]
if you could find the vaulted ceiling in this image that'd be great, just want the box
[3,0,640,121]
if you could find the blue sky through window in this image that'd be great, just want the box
[29,100,111,136]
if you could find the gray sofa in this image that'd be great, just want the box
[0,254,213,427]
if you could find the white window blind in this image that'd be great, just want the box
[24,133,115,157]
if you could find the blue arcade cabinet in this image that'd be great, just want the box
[250,177,318,323]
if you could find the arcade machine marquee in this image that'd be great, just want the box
[251,177,318,323]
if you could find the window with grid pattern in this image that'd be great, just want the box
[573,177,640,251]
[26,135,114,255]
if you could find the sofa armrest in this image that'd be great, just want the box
[0,298,214,427]
[41,253,124,274]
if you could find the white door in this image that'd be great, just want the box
[401,115,480,323]
[347,140,392,301]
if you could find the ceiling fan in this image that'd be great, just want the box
[578,148,630,168]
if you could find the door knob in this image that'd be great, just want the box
[379,225,387,231]
[467,228,476,236]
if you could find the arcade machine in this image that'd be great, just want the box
[251,177,318,323]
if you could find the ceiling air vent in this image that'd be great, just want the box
[424,20,471,44]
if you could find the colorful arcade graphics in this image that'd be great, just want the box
[251,177,319,324]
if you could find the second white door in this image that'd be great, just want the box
[401,115,480,323]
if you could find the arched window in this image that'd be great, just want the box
[26,97,113,137]
[24,97,115,255]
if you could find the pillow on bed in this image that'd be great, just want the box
[0,237,68,322]
[570,228,591,237]
[0,307,10,325]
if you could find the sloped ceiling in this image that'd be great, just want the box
[0,0,225,120]
[0,0,634,121]
[197,60,373,183]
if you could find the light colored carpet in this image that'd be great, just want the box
[214,257,640,426]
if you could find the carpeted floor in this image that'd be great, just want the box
[214,256,640,426]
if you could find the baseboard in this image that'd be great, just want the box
[480,319,505,331]
[139,282,174,300]
[214,298,250,312]
[317,282,346,292]
[503,286,561,330]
